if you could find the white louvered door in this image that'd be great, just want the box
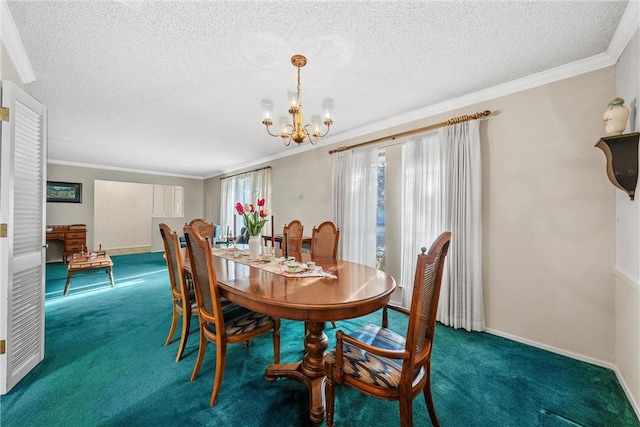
[0,81,47,394]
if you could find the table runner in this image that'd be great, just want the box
[211,247,336,279]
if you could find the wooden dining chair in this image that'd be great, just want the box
[325,231,452,427]
[310,221,340,259]
[187,218,214,241]
[310,221,340,328]
[159,223,197,363]
[283,220,304,255]
[183,225,281,407]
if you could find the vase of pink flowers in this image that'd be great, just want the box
[235,198,269,259]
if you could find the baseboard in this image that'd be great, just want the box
[106,246,152,255]
[614,265,640,291]
[484,328,614,368]
[613,364,640,421]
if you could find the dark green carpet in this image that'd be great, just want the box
[1,252,638,426]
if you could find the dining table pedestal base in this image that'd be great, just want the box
[264,320,328,424]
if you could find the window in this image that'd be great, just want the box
[152,184,184,218]
[376,151,386,270]
[220,167,272,238]
[376,144,402,285]
[236,175,252,206]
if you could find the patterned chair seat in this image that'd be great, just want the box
[326,323,424,389]
[204,303,276,336]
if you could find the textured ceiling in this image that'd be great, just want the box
[5,0,631,178]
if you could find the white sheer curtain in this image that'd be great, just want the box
[401,120,484,331]
[220,177,234,235]
[251,168,272,213]
[332,151,346,258]
[220,167,272,238]
[332,147,378,267]
[439,121,484,331]
[401,132,445,307]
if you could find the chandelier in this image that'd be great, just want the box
[262,54,333,146]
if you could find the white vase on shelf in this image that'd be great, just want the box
[603,97,629,136]
[249,236,261,260]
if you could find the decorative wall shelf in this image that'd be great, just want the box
[595,132,640,200]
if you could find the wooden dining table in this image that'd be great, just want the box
[195,247,396,423]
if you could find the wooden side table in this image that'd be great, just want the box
[64,252,114,295]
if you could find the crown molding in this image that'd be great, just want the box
[47,159,204,180]
[363,52,616,134]
[0,0,36,84]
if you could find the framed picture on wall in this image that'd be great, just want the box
[47,181,82,203]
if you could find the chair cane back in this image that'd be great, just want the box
[187,218,214,241]
[282,220,304,255]
[310,221,340,259]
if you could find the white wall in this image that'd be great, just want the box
[480,69,616,363]
[614,29,640,415]
[94,180,153,250]
[616,31,640,282]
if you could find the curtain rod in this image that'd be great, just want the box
[219,165,272,181]
[328,110,491,154]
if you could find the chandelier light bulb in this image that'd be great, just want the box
[288,89,299,108]
[322,98,334,120]
[278,116,288,133]
[311,115,321,134]
[262,99,274,120]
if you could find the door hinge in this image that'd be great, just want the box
[0,223,7,238]
[0,340,5,355]
[0,107,8,122]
